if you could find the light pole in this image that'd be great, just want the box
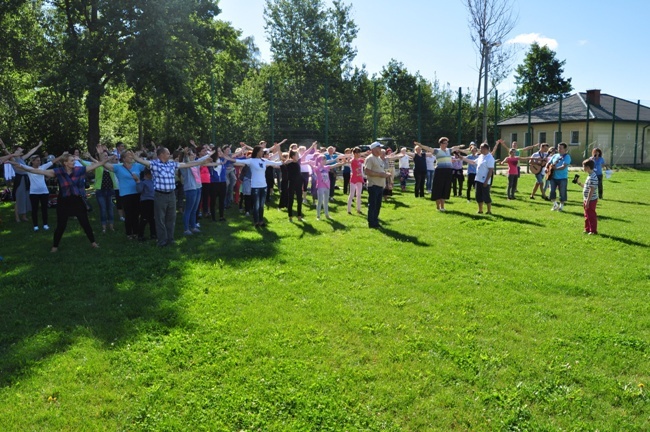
[481,39,500,143]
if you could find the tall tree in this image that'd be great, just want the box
[44,0,222,154]
[464,0,517,141]
[512,42,573,113]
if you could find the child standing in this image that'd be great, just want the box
[578,159,599,235]
[310,154,344,220]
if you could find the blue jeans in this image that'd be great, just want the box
[251,187,267,224]
[426,170,434,191]
[95,188,114,225]
[367,185,383,228]
[549,178,568,202]
[183,188,201,230]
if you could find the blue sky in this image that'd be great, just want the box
[218,0,650,105]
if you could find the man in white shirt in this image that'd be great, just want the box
[462,143,495,214]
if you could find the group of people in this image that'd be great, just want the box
[1,134,608,250]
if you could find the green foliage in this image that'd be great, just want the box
[512,42,573,114]
[0,169,649,430]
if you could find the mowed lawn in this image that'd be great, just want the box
[0,169,648,431]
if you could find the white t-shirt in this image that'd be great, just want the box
[26,161,53,194]
[475,153,495,185]
[237,158,282,188]
[426,155,436,170]
[398,155,410,169]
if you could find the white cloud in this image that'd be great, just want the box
[506,33,559,50]
[578,40,588,46]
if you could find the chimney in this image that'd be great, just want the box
[586,89,601,106]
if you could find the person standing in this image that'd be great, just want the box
[363,142,391,229]
[460,143,495,214]
[576,159,599,235]
[465,145,479,203]
[8,154,107,251]
[529,143,550,200]
[133,146,213,247]
[590,148,608,200]
[548,142,572,212]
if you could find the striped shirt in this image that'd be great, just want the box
[583,172,599,201]
[433,148,452,169]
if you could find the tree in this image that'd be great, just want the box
[464,0,517,141]
[512,42,573,113]
[44,0,224,154]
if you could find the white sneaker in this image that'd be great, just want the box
[33,226,39,232]
[558,204,564,212]
[43,225,49,230]
[551,202,559,211]
[195,223,200,228]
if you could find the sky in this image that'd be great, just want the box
[217,0,650,106]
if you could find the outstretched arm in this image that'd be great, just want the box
[23,141,44,160]
[6,160,56,177]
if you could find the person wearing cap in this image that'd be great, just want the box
[363,142,391,228]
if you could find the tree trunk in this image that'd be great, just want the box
[86,84,102,156]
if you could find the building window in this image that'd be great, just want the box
[538,132,547,144]
[570,131,580,146]
[511,133,518,144]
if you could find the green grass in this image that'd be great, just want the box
[1,169,649,431]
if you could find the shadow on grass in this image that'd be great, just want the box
[561,210,630,223]
[603,198,649,207]
[0,209,281,388]
[378,225,430,247]
[599,233,649,248]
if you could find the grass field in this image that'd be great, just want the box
[0,169,649,431]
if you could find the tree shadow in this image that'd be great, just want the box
[599,234,649,248]
[378,225,430,247]
[0,209,281,388]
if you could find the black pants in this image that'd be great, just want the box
[122,193,141,236]
[265,167,275,200]
[452,170,464,197]
[200,183,210,215]
[53,195,95,247]
[209,182,226,219]
[287,181,303,218]
[466,173,476,201]
[138,199,157,239]
[414,170,426,198]
[507,175,518,199]
[342,171,351,195]
[30,193,49,227]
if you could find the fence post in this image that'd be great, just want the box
[583,99,590,161]
[325,80,329,147]
[456,87,462,145]
[373,81,378,141]
[557,95,563,145]
[526,96,532,146]
[417,84,422,143]
[634,100,640,166]
[493,89,499,145]
[269,77,274,145]
[610,98,617,166]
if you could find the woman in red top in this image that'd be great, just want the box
[347,147,367,214]
[501,149,532,200]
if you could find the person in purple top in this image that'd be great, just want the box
[8,154,108,252]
